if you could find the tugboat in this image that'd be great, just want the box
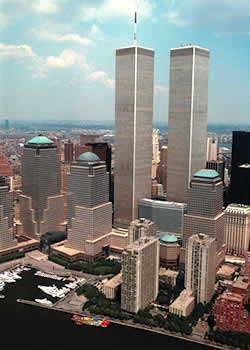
[71,315,109,327]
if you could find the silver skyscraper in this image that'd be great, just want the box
[114,44,154,228]
[167,45,209,203]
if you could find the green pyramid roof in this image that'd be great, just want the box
[27,136,54,145]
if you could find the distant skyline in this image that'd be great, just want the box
[0,0,249,124]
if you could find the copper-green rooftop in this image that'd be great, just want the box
[160,234,178,244]
[194,169,219,178]
[77,152,100,162]
[27,136,54,145]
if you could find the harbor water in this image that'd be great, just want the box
[1,269,214,349]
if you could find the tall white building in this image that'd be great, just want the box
[152,129,160,179]
[121,236,159,313]
[114,43,155,228]
[224,204,250,256]
[185,233,216,304]
[167,45,209,203]
[207,137,218,161]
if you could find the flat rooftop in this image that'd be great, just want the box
[170,289,195,309]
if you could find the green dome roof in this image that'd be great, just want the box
[160,234,178,244]
[27,135,54,145]
[194,169,219,178]
[77,152,100,162]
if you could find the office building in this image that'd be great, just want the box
[0,176,17,250]
[156,145,168,193]
[86,142,113,202]
[238,164,250,205]
[225,204,250,256]
[64,140,74,162]
[128,217,156,244]
[19,136,65,239]
[230,131,250,204]
[74,145,89,160]
[206,136,218,161]
[185,233,216,303]
[182,169,225,267]
[167,45,209,203]
[152,129,160,179]
[80,134,100,145]
[169,289,195,317]
[121,236,159,313]
[63,152,112,261]
[114,43,154,227]
[139,199,187,238]
[206,160,225,185]
[159,234,180,266]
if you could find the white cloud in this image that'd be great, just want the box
[155,85,169,94]
[81,0,154,22]
[31,28,93,46]
[31,0,59,14]
[46,50,89,71]
[0,43,36,58]
[88,71,114,89]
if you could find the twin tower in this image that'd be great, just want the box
[114,44,209,227]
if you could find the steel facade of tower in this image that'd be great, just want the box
[114,46,154,227]
[167,46,209,203]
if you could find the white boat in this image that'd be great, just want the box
[0,295,5,299]
[35,298,52,306]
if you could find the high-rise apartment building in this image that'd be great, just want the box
[230,131,250,204]
[0,175,17,250]
[224,204,250,256]
[65,152,112,261]
[19,136,65,239]
[167,45,209,203]
[206,137,218,161]
[121,235,159,313]
[128,217,156,245]
[182,169,225,267]
[185,233,216,303]
[114,44,154,227]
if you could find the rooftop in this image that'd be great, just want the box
[103,273,122,289]
[77,152,100,162]
[169,289,195,309]
[193,169,219,178]
[160,234,178,244]
[27,135,54,145]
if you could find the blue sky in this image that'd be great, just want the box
[0,0,249,124]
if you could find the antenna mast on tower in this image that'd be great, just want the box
[134,7,137,46]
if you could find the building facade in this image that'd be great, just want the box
[64,140,74,162]
[0,176,17,250]
[206,160,225,185]
[206,136,218,161]
[167,45,209,203]
[230,131,250,204]
[19,136,65,239]
[114,45,154,227]
[139,199,187,238]
[156,145,168,193]
[121,236,159,313]
[64,152,112,260]
[185,233,216,304]
[182,169,225,268]
[128,218,156,245]
[224,204,250,256]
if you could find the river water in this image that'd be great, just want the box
[1,269,214,349]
